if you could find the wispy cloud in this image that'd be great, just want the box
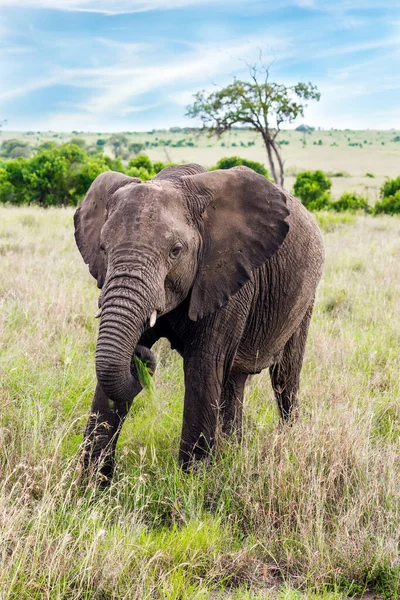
[0,0,236,15]
[0,45,30,56]
[0,34,285,115]
[319,36,400,58]
[0,75,66,102]
[0,0,399,129]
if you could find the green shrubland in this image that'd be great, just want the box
[1,141,400,215]
[293,170,400,215]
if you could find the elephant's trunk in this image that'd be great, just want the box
[95,277,156,403]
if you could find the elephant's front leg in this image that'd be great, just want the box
[179,352,225,468]
[80,383,122,485]
[80,345,156,485]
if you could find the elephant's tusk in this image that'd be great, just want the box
[94,308,102,318]
[149,310,157,328]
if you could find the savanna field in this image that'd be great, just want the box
[0,203,399,598]
[3,127,400,202]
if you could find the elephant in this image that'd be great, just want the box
[74,164,324,483]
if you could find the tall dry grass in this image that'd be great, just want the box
[0,207,399,598]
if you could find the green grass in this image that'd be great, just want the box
[0,206,399,598]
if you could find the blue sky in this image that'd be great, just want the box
[0,0,399,131]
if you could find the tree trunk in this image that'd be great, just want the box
[270,139,285,187]
[261,130,285,186]
[261,131,279,185]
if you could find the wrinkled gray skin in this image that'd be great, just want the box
[74,164,324,483]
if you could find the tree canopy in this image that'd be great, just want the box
[186,62,320,185]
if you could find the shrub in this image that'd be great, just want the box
[1,138,31,159]
[374,190,400,215]
[330,192,370,213]
[293,170,332,210]
[128,142,145,155]
[380,176,400,199]
[153,161,167,174]
[96,138,107,146]
[127,166,153,181]
[36,141,58,152]
[68,137,87,149]
[213,156,269,178]
[128,154,153,174]
[0,143,110,206]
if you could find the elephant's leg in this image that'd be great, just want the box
[179,353,225,468]
[269,302,314,421]
[220,371,248,436]
[80,383,122,484]
[178,311,248,468]
[81,344,156,485]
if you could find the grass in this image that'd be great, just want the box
[0,206,399,598]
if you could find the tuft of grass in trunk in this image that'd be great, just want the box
[134,355,155,395]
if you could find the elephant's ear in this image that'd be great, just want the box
[182,167,290,321]
[74,171,140,288]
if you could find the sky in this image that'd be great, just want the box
[0,0,399,132]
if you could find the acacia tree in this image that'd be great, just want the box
[186,63,320,186]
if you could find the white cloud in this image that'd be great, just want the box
[0,75,66,101]
[0,0,238,14]
[83,36,285,112]
[0,32,287,129]
[318,36,400,58]
[1,33,283,109]
[0,45,30,55]
[120,102,161,116]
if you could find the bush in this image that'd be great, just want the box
[330,192,370,213]
[213,156,269,178]
[0,143,111,206]
[153,160,167,174]
[1,138,31,159]
[68,137,87,150]
[128,154,153,174]
[373,177,400,214]
[293,170,332,210]
[128,142,145,156]
[380,176,400,199]
[374,190,400,215]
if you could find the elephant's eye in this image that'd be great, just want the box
[170,243,183,259]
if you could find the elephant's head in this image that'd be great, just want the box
[74,164,289,403]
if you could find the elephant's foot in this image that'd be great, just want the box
[78,419,116,488]
[178,435,215,471]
